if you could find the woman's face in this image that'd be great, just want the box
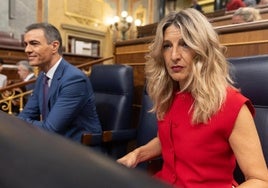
[162,24,196,88]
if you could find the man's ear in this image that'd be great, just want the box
[51,40,60,53]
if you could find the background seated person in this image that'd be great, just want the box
[17,60,36,92]
[0,58,7,88]
[191,0,204,13]
[226,0,246,11]
[232,7,262,24]
[243,0,256,7]
[9,60,36,115]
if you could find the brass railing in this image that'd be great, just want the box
[0,56,114,115]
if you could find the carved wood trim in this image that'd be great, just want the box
[222,40,268,46]
[214,19,268,34]
[209,6,268,23]
[37,0,43,22]
[115,50,149,55]
[115,36,154,46]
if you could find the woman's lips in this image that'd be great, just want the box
[171,65,183,72]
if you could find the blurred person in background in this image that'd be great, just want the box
[226,0,246,11]
[232,7,262,24]
[0,58,7,88]
[17,60,36,92]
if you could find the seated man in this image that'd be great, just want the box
[9,60,36,115]
[17,60,36,92]
[18,22,101,142]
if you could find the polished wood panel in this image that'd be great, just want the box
[215,19,268,57]
[114,37,153,105]
[0,45,27,64]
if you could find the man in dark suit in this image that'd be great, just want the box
[191,0,204,13]
[18,23,101,142]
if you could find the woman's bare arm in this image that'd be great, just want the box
[229,104,268,187]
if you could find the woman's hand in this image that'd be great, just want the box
[117,137,162,168]
[117,149,139,168]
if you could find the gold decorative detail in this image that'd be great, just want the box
[81,66,92,76]
[222,40,268,46]
[0,88,32,115]
[64,0,104,25]
[135,5,146,26]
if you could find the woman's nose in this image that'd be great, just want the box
[171,46,182,61]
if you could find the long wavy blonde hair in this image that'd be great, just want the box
[145,8,234,124]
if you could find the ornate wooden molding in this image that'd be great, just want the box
[64,0,104,26]
[214,19,268,34]
[61,24,106,37]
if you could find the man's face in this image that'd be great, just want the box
[232,15,245,24]
[17,65,28,80]
[23,29,55,70]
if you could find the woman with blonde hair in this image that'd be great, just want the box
[118,8,268,187]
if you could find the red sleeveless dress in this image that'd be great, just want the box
[155,87,255,188]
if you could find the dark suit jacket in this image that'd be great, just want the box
[18,58,101,142]
[25,74,36,91]
[20,74,36,102]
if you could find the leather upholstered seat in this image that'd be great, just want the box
[81,64,135,159]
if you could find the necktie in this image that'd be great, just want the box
[42,75,49,120]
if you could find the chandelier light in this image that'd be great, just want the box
[109,11,141,40]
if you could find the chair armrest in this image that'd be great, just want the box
[81,133,102,146]
[136,156,163,175]
[102,129,137,142]
[147,157,163,175]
